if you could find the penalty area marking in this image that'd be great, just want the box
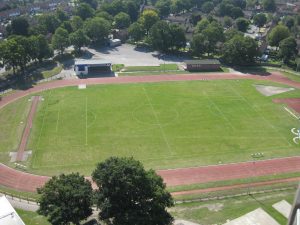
[284,107,299,120]
[78,84,86,89]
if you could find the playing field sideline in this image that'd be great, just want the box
[1,79,299,175]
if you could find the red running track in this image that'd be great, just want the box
[16,96,40,161]
[0,72,300,193]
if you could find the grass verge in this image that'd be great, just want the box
[172,188,295,225]
[16,209,50,225]
[122,64,179,72]
[0,185,40,201]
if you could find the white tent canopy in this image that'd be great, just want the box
[0,196,25,225]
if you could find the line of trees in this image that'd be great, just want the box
[38,157,174,225]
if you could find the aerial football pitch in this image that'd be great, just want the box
[0,79,299,176]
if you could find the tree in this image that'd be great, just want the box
[191,33,207,56]
[96,11,114,22]
[92,157,174,225]
[278,37,297,63]
[37,14,61,34]
[9,16,29,36]
[283,16,295,30]
[246,0,256,9]
[38,173,93,225]
[262,0,276,12]
[0,37,30,75]
[30,35,53,63]
[268,25,290,48]
[171,0,192,14]
[155,0,171,18]
[101,0,126,16]
[190,13,202,26]
[235,17,249,32]
[79,0,98,9]
[70,29,90,53]
[230,6,244,19]
[169,24,186,50]
[149,21,172,52]
[114,12,131,29]
[138,10,159,34]
[201,21,224,55]
[201,2,214,13]
[76,3,94,20]
[253,13,267,28]
[55,8,68,23]
[223,16,233,28]
[195,18,210,33]
[84,17,111,43]
[126,1,139,21]
[128,22,145,41]
[52,27,70,54]
[70,16,84,31]
[224,28,243,41]
[223,35,259,65]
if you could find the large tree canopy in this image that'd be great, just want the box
[51,27,70,54]
[222,34,259,65]
[253,13,267,28]
[149,21,186,52]
[278,37,297,63]
[84,17,111,43]
[267,25,290,47]
[138,10,159,34]
[114,12,131,29]
[38,173,93,225]
[9,16,29,36]
[92,157,174,225]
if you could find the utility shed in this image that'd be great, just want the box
[184,59,221,71]
[74,59,112,76]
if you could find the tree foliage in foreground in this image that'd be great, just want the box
[92,157,174,225]
[38,173,93,225]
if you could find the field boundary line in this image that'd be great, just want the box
[32,90,52,167]
[284,107,300,120]
[85,96,88,146]
[202,90,235,130]
[142,86,173,154]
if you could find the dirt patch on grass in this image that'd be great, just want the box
[254,85,294,96]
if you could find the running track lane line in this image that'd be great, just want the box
[0,72,300,193]
[16,96,39,161]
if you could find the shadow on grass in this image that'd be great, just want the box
[233,66,272,76]
[0,60,62,92]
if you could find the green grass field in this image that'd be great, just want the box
[0,80,300,176]
[171,189,295,225]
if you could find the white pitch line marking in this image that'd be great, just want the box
[85,96,88,146]
[284,107,300,120]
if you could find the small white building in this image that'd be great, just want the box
[109,39,121,47]
[0,196,25,225]
[74,59,112,76]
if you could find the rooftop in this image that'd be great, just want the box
[184,59,221,65]
[0,196,25,225]
[75,59,112,65]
